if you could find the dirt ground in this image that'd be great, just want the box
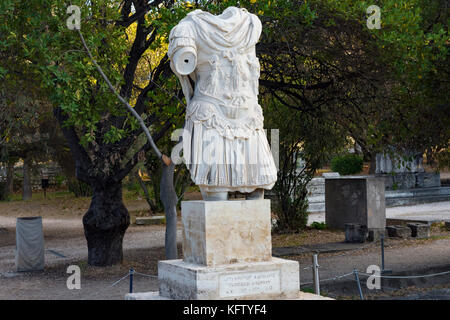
[1,191,449,300]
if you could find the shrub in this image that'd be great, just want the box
[310,222,327,230]
[273,182,310,233]
[330,153,363,175]
[67,179,92,197]
[54,174,67,188]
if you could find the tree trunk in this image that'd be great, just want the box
[135,171,158,213]
[160,162,178,259]
[4,161,15,199]
[369,152,377,175]
[22,155,32,201]
[83,181,130,266]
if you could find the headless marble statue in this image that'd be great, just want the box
[168,7,277,201]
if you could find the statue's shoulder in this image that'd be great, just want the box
[187,9,205,17]
[170,18,196,41]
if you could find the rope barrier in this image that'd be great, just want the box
[301,271,354,286]
[78,269,159,299]
[76,263,450,299]
[358,270,450,279]
[81,271,130,300]
[133,271,158,278]
[301,268,450,287]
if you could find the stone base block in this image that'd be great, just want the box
[181,200,271,266]
[386,225,411,238]
[446,221,450,231]
[407,223,430,238]
[325,176,385,231]
[156,257,299,300]
[367,228,385,242]
[345,224,368,243]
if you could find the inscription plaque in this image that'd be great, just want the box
[219,270,281,298]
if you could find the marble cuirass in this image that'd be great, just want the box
[168,7,277,193]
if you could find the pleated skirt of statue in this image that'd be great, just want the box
[182,119,277,193]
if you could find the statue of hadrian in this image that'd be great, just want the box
[168,6,277,201]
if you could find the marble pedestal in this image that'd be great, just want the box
[126,200,301,300]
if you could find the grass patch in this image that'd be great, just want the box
[272,228,345,247]
[6,190,76,202]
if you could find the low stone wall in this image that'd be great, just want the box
[376,172,440,190]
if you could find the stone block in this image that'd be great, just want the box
[325,176,386,230]
[157,257,299,300]
[322,172,340,178]
[386,225,411,238]
[445,221,450,231]
[16,217,45,272]
[375,152,424,174]
[345,223,368,243]
[367,228,385,242]
[392,173,416,190]
[307,178,325,195]
[416,172,441,188]
[407,223,430,238]
[181,200,272,266]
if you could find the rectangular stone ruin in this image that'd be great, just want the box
[386,225,411,238]
[15,217,45,272]
[325,176,386,241]
[126,200,302,300]
[345,223,368,243]
[407,223,430,238]
[375,151,440,190]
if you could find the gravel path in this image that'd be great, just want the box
[0,213,181,300]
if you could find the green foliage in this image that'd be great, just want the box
[435,149,450,171]
[322,0,449,159]
[300,287,315,294]
[54,174,66,188]
[272,186,309,233]
[265,96,346,232]
[67,179,92,198]
[310,222,327,230]
[1,0,448,203]
[331,154,364,175]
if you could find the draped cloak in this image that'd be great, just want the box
[168,7,277,193]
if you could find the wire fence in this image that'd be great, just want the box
[359,270,450,279]
[76,262,450,300]
[299,260,450,300]
[74,234,450,301]
[300,266,450,284]
[78,269,158,300]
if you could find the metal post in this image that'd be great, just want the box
[380,234,391,275]
[129,268,134,293]
[381,234,385,271]
[353,269,364,300]
[312,253,320,295]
